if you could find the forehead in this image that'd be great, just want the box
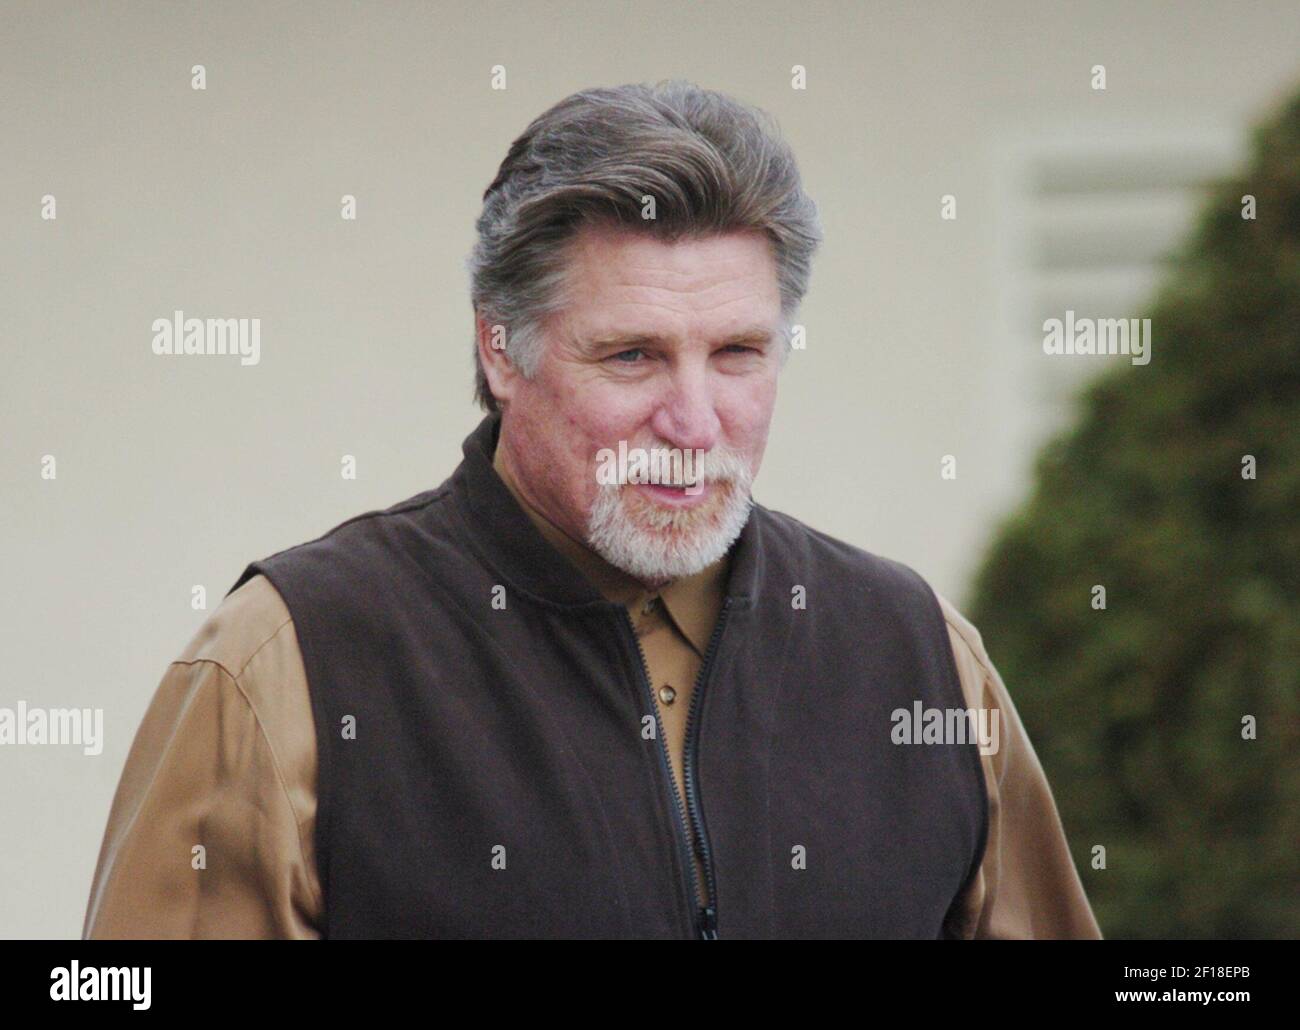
[556,222,781,324]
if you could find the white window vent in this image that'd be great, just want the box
[989,125,1245,482]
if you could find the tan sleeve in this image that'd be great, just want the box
[936,592,1103,939]
[82,575,323,939]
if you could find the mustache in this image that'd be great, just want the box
[596,444,752,487]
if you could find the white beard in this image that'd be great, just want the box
[584,446,755,586]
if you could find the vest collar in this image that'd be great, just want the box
[451,412,761,612]
[491,436,728,654]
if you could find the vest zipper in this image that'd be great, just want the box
[684,596,731,940]
[621,597,731,940]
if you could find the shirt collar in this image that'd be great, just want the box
[491,424,729,655]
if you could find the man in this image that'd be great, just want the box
[83,81,1101,939]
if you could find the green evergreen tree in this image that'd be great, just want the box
[967,91,1300,939]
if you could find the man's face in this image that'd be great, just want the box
[484,221,784,587]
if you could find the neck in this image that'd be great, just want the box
[491,430,666,597]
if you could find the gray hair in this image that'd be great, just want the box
[464,80,823,413]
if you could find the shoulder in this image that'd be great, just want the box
[931,590,1017,722]
[231,487,457,600]
[752,502,945,617]
[166,574,317,827]
[177,573,296,681]
[172,575,314,764]
[115,574,312,826]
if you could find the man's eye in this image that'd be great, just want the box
[722,344,758,354]
[610,348,645,363]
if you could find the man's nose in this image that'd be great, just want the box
[649,366,721,453]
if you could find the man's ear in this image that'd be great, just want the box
[475,310,522,407]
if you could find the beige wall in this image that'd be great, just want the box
[3,0,1299,937]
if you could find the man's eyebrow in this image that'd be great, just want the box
[583,326,776,351]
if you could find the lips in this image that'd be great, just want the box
[635,480,713,507]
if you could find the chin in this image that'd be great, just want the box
[586,481,753,583]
